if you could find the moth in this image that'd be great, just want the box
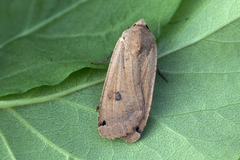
[92,19,166,143]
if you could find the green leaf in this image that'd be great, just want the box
[1,0,240,160]
[0,0,180,97]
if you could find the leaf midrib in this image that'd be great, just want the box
[0,78,104,109]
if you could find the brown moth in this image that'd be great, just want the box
[97,19,158,143]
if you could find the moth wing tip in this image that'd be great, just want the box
[121,131,141,143]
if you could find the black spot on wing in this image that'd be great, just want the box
[115,92,121,101]
[99,120,106,127]
[136,126,141,133]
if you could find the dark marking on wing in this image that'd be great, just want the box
[136,126,142,134]
[115,92,121,101]
[99,120,106,127]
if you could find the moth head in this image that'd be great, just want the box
[132,18,150,30]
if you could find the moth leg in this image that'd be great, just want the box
[91,51,113,65]
[157,68,168,82]
[95,105,100,112]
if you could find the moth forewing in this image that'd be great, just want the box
[121,33,158,143]
[98,19,157,142]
